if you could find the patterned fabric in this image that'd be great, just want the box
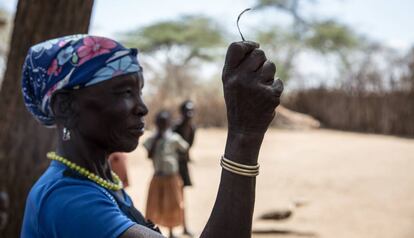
[21,35,142,127]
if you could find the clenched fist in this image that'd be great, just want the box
[222,41,283,135]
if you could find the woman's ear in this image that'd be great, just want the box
[50,90,78,128]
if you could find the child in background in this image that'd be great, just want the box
[173,100,196,237]
[144,110,189,238]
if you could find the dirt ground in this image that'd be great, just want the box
[125,128,414,238]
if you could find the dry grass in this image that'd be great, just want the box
[125,128,414,238]
[285,90,414,136]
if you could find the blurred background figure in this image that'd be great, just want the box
[173,100,196,237]
[144,110,189,238]
[109,152,130,188]
[0,190,9,231]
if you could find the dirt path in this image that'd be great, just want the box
[125,129,414,238]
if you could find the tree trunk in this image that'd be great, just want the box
[0,0,94,236]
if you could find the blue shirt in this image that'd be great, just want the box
[21,161,136,238]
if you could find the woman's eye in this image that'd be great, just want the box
[125,89,132,95]
[114,87,141,97]
[116,89,132,96]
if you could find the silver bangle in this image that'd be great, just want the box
[220,156,260,177]
[221,156,260,170]
[221,161,259,177]
[221,160,259,173]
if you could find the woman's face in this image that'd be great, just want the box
[72,72,148,153]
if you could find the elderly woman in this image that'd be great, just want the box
[20,35,283,238]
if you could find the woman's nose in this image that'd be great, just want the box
[134,99,148,117]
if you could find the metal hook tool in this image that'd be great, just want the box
[237,8,252,41]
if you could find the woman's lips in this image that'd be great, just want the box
[128,124,145,136]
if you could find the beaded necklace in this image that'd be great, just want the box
[47,151,123,191]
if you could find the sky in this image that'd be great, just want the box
[1,0,414,50]
[1,0,413,88]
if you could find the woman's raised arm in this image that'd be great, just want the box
[120,41,283,238]
[200,41,283,238]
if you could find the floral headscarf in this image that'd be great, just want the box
[21,35,142,127]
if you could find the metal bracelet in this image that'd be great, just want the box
[221,156,260,170]
[220,156,260,177]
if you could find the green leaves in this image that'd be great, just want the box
[256,0,290,8]
[122,15,224,57]
[306,20,359,53]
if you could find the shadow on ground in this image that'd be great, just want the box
[253,228,318,237]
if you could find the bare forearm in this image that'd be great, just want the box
[200,131,264,238]
[224,131,264,164]
[201,40,282,238]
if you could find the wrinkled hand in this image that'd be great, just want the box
[222,41,283,135]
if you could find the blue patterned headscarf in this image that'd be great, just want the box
[22,35,141,127]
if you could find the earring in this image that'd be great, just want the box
[62,127,71,141]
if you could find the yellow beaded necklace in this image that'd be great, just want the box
[47,151,123,191]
